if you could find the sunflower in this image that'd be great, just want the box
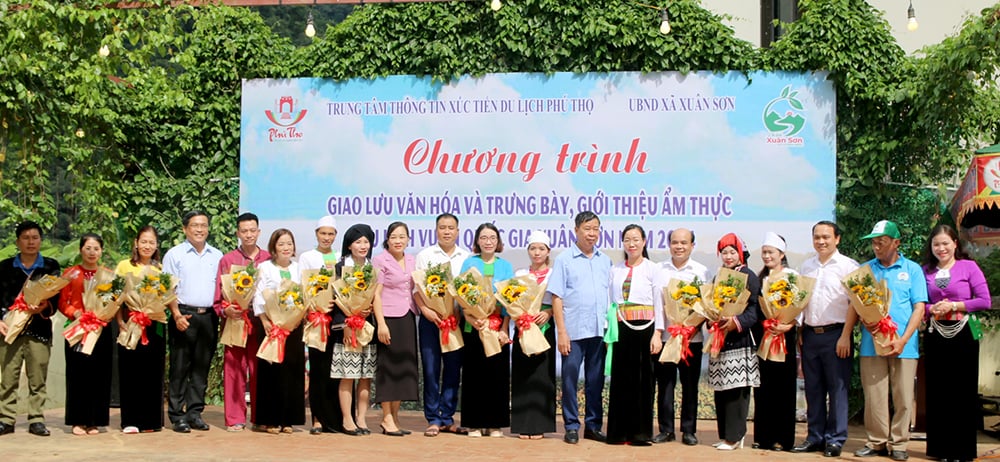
[353,271,364,279]
[340,287,351,296]
[236,275,253,290]
[95,283,112,292]
[458,284,471,296]
[769,279,788,292]
[427,274,441,284]
[316,275,330,284]
[353,280,367,290]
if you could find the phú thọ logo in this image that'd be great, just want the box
[264,96,307,142]
[763,85,805,146]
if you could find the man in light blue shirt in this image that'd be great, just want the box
[163,210,223,433]
[549,211,612,444]
[853,220,926,461]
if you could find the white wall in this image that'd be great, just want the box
[700,0,997,55]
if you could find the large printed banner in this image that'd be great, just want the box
[240,71,836,267]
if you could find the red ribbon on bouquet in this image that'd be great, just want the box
[128,311,153,345]
[64,311,107,345]
[875,316,899,341]
[222,300,253,343]
[707,321,726,356]
[264,325,291,362]
[487,314,503,331]
[515,314,535,337]
[307,310,331,343]
[762,318,787,356]
[8,293,29,312]
[345,314,366,348]
[667,324,697,364]
[439,315,459,344]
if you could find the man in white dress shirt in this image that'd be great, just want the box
[792,221,859,458]
[414,213,470,435]
[653,228,712,446]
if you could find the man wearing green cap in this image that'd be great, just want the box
[853,220,927,462]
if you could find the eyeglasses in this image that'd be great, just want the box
[478,235,498,242]
[623,238,644,245]
[187,223,209,230]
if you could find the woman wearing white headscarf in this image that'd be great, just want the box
[751,232,798,451]
[510,231,557,440]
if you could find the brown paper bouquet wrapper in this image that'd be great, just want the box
[219,264,258,348]
[658,280,708,364]
[4,273,72,344]
[301,267,335,350]
[694,268,750,358]
[332,276,377,353]
[64,268,123,355]
[342,320,375,353]
[757,271,816,362]
[413,266,464,353]
[257,282,309,364]
[841,265,897,356]
[450,267,504,358]
[116,268,175,350]
[496,275,550,356]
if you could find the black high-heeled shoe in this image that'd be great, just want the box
[341,427,362,436]
[358,427,371,435]
[381,425,405,437]
[400,428,412,435]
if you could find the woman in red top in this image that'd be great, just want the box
[58,233,113,436]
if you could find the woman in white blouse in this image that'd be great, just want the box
[252,229,305,434]
[605,224,663,446]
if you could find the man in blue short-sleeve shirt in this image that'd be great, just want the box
[854,220,927,462]
[548,211,612,445]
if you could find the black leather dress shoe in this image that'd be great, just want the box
[583,428,606,442]
[564,429,579,444]
[652,431,675,443]
[854,446,888,457]
[189,417,210,431]
[681,432,698,446]
[824,444,842,457]
[792,440,824,452]
[172,421,191,433]
[890,450,909,461]
[28,423,50,436]
[0,422,13,435]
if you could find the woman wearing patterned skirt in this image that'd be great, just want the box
[708,233,761,451]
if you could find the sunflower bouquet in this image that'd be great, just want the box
[757,270,815,362]
[495,275,549,356]
[302,267,336,350]
[693,267,751,358]
[450,267,504,357]
[332,263,377,353]
[257,280,308,364]
[117,268,177,350]
[842,265,895,356]
[4,271,74,344]
[219,263,258,348]
[412,262,463,352]
[63,268,125,354]
[659,277,709,365]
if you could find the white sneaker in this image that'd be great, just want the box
[468,429,482,437]
[712,441,725,448]
[488,428,503,438]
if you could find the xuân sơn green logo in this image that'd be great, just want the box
[763,85,805,146]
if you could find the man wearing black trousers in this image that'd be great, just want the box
[654,228,712,446]
[792,221,859,457]
[163,211,223,433]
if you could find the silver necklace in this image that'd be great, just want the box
[929,316,967,338]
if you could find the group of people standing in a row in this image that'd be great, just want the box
[0,211,986,462]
